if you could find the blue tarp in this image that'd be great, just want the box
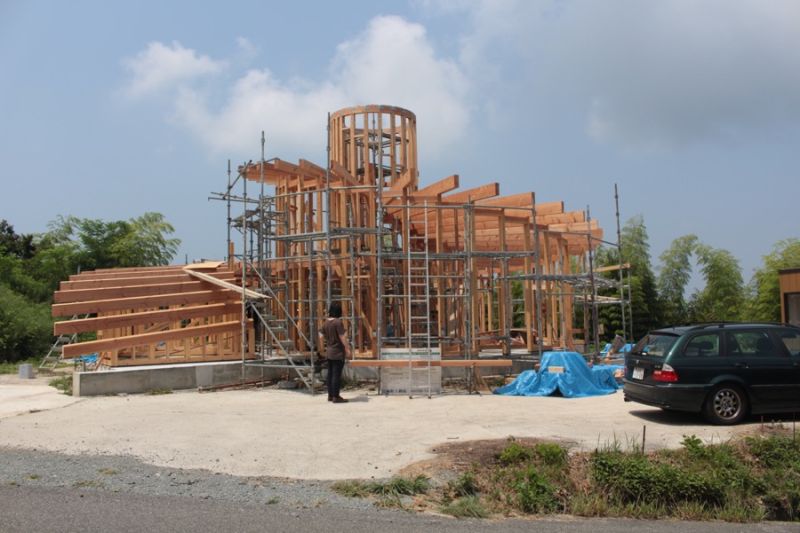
[493,351,623,398]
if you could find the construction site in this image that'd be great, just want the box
[46,105,630,396]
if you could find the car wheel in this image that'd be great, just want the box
[703,384,748,425]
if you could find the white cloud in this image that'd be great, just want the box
[122,41,225,98]
[235,37,258,59]
[425,0,800,150]
[129,16,470,160]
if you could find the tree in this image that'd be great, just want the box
[748,239,800,322]
[0,212,181,363]
[658,235,699,325]
[41,212,180,271]
[111,212,180,267]
[0,219,35,259]
[596,215,661,341]
[0,285,51,361]
[688,245,745,322]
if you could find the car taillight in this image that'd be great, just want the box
[653,364,678,383]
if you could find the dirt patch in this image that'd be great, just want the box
[399,436,577,484]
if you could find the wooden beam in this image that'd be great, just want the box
[476,192,536,208]
[593,263,631,273]
[60,273,235,291]
[348,359,513,368]
[54,302,243,335]
[416,174,459,196]
[183,268,267,300]
[443,183,499,203]
[330,161,359,187]
[52,290,238,317]
[69,268,192,281]
[63,320,251,358]
[54,281,214,304]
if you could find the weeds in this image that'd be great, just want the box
[330,480,370,498]
[332,475,430,507]
[48,375,72,395]
[448,471,478,497]
[514,465,559,513]
[333,435,800,522]
[440,496,489,518]
[498,441,533,465]
[146,388,172,395]
[0,358,39,375]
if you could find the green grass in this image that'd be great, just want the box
[0,358,38,374]
[330,480,370,498]
[332,475,430,507]
[441,496,490,518]
[48,375,72,395]
[357,435,800,522]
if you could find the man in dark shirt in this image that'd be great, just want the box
[320,302,351,403]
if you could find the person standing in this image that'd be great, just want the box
[320,302,351,403]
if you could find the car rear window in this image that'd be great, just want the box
[777,329,800,356]
[630,333,678,358]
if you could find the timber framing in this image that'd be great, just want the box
[52,263,254,367]
[52,104,607,371]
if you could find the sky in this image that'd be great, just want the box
[1,0,798,287]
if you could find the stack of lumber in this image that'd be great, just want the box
[52,263,254,367]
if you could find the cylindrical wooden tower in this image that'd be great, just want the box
[329,105,418,190]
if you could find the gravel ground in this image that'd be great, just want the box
[0,447,375,512]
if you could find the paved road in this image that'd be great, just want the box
[1,485,794,533]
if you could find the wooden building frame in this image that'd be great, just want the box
[53,104,612,378]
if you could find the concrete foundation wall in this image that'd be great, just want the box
[73,363,286,397]
[73,359,524,396]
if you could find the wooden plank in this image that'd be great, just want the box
[90,265,185,273]
[54,281,214,304]
[69,268,191,281]
[54,302,242,335]
[416,174,459,196]
[183,268,267,300]
[52,290,237,317]
[60,273,235,291]
[593,263,631,273]
[442,183,499,203]
[476,192,536,208]
[348,359,513,367]
[63,320,251,358]
[184,261,224,270]
[330,161,359,187]
[384,170,412,195]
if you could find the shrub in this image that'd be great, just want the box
[746,435,800,469]
[591,451,724,506]
[498,441,533,465]
[534,442,568,467]
[514,466,558,513]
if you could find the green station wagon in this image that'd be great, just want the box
[623,323,800,424]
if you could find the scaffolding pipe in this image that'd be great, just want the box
[586,206,600,362]
[614,183,626,344]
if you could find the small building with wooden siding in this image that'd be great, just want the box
[779,268,800,326]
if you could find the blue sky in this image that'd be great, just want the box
[1,0,798,287]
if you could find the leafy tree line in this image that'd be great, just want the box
[595,216,800,341]
[0,214,179,362]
